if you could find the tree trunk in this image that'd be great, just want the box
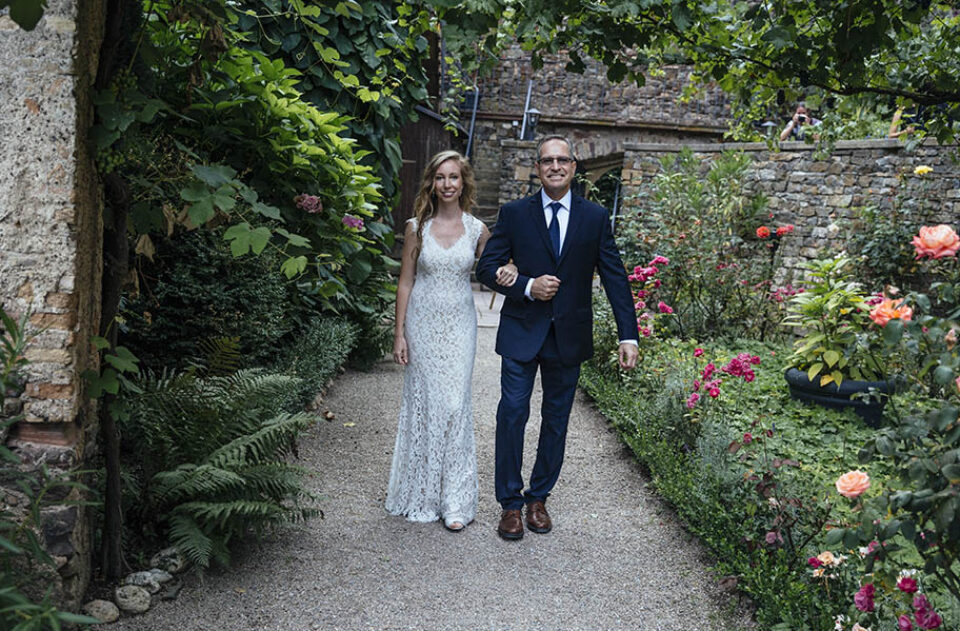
[95,0,131,582]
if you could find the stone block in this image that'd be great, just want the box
[29,311,77,330]
[41,506,77,557]
[24,382,74,399]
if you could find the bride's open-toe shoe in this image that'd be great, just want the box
[444,518,466,533]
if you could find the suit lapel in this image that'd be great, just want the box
[557,194,585,266]
[527,192,557,262]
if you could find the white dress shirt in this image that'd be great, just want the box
[521,190,639,348]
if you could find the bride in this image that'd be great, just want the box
[386,150,516,532]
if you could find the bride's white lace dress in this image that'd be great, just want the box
[386,213,482,525]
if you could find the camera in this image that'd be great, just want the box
[797,114,807,123]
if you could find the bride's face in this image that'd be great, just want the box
[433,159,463,203]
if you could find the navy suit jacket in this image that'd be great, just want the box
[477,191,639,366]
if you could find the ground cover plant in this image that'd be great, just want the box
[588,158,960,630]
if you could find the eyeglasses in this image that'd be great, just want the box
[537,156,574,166]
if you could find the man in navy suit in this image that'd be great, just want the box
[477,135,639,540]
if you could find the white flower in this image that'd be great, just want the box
[835,614,848,631]
[899,568,918,578]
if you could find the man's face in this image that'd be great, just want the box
[535,139,576,200]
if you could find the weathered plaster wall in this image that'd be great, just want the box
[0,0,105,609]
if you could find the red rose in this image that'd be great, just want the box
[756,226,771,239]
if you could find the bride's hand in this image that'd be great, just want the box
[496,263,518,287]
[393,335,408,365]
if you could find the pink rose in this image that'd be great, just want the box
[898,576,919,593]
[708,387,720,398]
[899,615,914,631]
[913,224,960,259]
[807,556,822,568]
[836,470,871,498]
[658,301,673,314]
[686,393,699,409]
[694,348,704,357]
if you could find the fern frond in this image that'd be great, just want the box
[167,513,213,568]
[151,465,246,504]
[205,413,312,468]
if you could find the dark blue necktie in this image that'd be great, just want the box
[547,201,562,256]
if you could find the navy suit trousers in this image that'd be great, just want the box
[495,325,581,510]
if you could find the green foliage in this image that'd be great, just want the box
[615,149,789,342]
[0,0,47,31]
[782,255,884,386]
[451,2,960,145]
[849,253,960,606]
[1,307,30,394]
[118,364,317,568]
[122,229,293,371]
[583,311,903,629]
[235,0,441,200]
[94,0,397,325]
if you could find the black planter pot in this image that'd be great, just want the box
[784,367,894,428]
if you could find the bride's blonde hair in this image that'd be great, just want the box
[410,150,477,259]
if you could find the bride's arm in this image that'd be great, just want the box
[393,221,418,365]
[476,223,517,287]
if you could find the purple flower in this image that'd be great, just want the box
[342,214,364,230]
[854,583,876,612]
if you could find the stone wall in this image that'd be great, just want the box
[476,46,730,128]
[620,138,960,278]
[0,0,105,609]
[467,47,727,225]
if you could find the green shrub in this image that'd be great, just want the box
[278,316,358,407]
[616,149,791,343]
[122,230,294,371]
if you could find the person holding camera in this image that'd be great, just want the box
[780,104,821,141]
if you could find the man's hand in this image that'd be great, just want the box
[530,274,561,301]
[618,342,638,371]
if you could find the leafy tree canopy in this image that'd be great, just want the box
[443,0,960,143]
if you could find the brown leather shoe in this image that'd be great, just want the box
[525,500,552,534]
[497,509,524,540]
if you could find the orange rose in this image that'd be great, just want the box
[869,298,913,327]
[912,224,960,259]
[756,226,771,239]
[836,470,871,498]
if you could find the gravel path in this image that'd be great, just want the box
[109,304,754,631]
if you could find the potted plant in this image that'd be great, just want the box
[781,255,897,426]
